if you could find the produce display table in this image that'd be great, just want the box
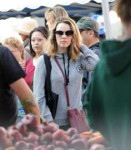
[0,114,110,150]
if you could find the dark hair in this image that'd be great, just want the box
[29,26,49,57]
[94,31,99,38]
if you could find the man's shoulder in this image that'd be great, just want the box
[0,46,11,60]
[0,45,9,53]
[89,42,100,57]
[90,42,100,50]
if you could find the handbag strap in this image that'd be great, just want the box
[54,57,70,107]
[43,54,52,98]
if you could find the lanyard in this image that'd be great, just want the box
[54,56,70,107]
[62,53,70,85]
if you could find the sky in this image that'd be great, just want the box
[0,0,88,11]
[0,0,115,11]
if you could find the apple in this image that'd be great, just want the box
[67,128,78,137]
[71,138,87,150]
[35,124,44,135]
[17,123,28,135]
[54,140,67,148]
[26,132,39,143]
[0,127,12,147]
[21,114,38,130]
[15,141,28,150]
[40,132,53,145]
[34,145,47,150]
[8,130,23,142]
[43,124,58,133]
[52,129,70,142]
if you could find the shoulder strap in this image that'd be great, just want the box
[43,54,52,95]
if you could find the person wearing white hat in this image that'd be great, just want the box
[17,17,38,60]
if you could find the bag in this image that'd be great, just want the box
[54,57,90,133]
[44,54,58,119]
[68,108,90,133]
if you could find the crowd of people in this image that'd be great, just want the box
[0,0,130,149]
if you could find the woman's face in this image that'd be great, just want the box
[31,31,47,55]
[46,15,55,31]
[55,23,73,52]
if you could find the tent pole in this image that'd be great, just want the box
[102,0,112,39]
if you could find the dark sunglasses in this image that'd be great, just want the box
[55,30,74,36]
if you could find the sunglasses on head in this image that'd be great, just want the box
[55,30,74,36]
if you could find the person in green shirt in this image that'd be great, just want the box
[83,0,131,150]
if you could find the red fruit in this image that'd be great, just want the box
[15,141,28,150]
[43,124,58,133]
[42,121,48,126]
[34,146,47,150]
[27,143,35,149]
[40,132,53,144]
[54,147,65,150]
[52,129,71,143]
[17,123,28,135]
[8,130,23,142]
[67,128,78,137]
[52,130,64,140]
[8,125,19,131]
[54,140,67,148]
[21,114,38,130]
[26,132,39,143]
[35,124,44,135]
[71,138,87,150]
[0,127,12,147]
[47,144,55,150]
[0,127,7,136]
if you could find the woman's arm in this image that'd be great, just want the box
[80,45,99,71]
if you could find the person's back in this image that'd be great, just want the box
[84,39,131,150]
[2,37,26,119]
[0,46,25,127]
[0,45,40,127]
[83,0,131,149]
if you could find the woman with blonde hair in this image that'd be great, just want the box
[33,17,99,129]
[2,36,25,70]
[45,6,68,31]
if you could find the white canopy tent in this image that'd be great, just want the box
[0,0,115,11]
[0,0,116,39]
